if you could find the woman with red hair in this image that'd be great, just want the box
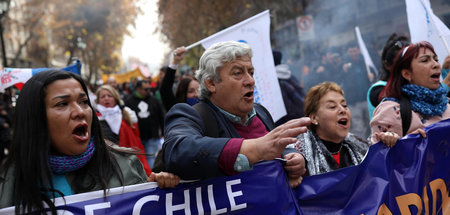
[370,41,450,147]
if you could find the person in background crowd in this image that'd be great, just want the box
[122,82,132,95]
[438,55,450,98]
[315,49,343,86]
[83,79,97,109]
[367,34,410,120]
[151,67,166,102]
[125,80,165,168]
[302,50,336,91]
[106,76,119,90]
[300,65,310,90]
[117,81,131,101]
[295,82,369,176]
[160,46,200,111]
[370,41,450,147]
[106,76,128,101]
[160,41,311,188]
[272,50,306,127]
[129,77,138,93]
[342,43,374,139]
[0,70,179,214]
[0,101,12,163]
[95,85,152,176]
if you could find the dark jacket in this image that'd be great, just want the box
[125,92,165,140]
[160,67,177,111]
[275,76,305,126]
[162,99,298,180]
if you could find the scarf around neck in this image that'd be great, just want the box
[49,139,95,174]
[97,104,122,134]
[401,84,448,117]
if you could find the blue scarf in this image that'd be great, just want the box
[49,139,95,174]
[401,84,448,117]
[186,97,199,106]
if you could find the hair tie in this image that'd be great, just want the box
[401,46,410,57]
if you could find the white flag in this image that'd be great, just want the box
[355,26,378,78]
[0,68,32,91]
[406,0,450,65]
[196,10,286,121]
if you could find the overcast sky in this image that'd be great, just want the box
[121,1,169,73]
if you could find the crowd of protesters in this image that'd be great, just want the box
[1,34,450,213]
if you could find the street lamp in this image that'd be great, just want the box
[0,0,9,68]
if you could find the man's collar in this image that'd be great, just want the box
[213,103,256,126]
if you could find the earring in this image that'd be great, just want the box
[313,121,318,125]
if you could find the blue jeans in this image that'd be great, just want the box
[141,138,162,168]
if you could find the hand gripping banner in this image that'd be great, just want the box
[295,118,450,214]
[0,161,300,214]
[1,119,449,214]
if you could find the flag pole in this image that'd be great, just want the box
[354,26,377,79]
[185,41,202,50]
[439,34,450,55]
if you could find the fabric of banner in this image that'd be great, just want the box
[1,161,300,214]
[101,67,147,84]
[296,118,450,214]
[1,119,449,214]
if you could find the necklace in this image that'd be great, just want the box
[330,144,343,155]
[320,137,344,155]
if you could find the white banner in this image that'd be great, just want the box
[197,10,286,122]
[406,0,450,65]
[355,26,378,78]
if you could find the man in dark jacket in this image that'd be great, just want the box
[125,80,165,168]
[162,41,311,187]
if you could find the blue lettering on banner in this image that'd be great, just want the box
[1,120,449,214]
[2,161,297,215]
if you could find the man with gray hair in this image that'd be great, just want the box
[161,41,311,187]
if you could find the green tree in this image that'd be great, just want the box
[5,0,141,82]
[48,0,141,81]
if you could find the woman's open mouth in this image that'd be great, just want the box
[337,118,349,128]
[72,124,89,142]
[430,73,440,82]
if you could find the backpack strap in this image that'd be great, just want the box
[193,102,219,137]
[154,102,266,172]
[254,103,274,130]
[399,95,412,136]
[153,102,219,173]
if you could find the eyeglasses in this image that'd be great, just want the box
[393,40,408,49]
